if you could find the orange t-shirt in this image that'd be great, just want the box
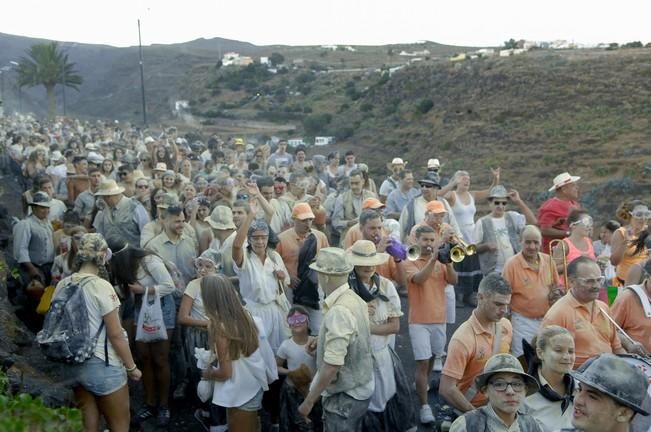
[542,293,623,368]
[614,227,649,283]
[403,257,449,324]
[276,228,329,280]
[502,252,560,319]
[611,287,651,353]
[442,312,513,407]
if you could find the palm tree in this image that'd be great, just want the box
[16,42,82,120]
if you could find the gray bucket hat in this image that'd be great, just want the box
[573,353,649,415]
[30,191,52,208]
[475,353,539,396]
[488,185,509,199]
[309,247,354,275]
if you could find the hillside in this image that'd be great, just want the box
[185,47,651,218]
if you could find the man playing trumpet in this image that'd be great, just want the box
[403,225,458,423]
[502,225,561,359]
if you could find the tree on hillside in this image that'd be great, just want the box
[16,42,82,119]
[269,52,285,66]
[503,38,518,49]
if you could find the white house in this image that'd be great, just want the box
[260,56,270,65]
[314,136,335,146]
[321,45,338,51]
[399,49,431,57]
[288,138,306,147]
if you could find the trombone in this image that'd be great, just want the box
[549,239,568,285]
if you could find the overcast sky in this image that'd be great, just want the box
[2,0,649,48]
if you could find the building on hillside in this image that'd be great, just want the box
[314,136,335,146]
[222,52,253,66]
[388,65,405,76]
[288,138,306,147]
[399,49,430,57]
[321,45,338,51]
[450,53,467,62]
[260,56,270,65]
[344,46,356,52]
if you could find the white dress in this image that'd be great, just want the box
[367,276,403,412]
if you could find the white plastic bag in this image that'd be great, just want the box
[135,287,168,342]
[195,347,215,403]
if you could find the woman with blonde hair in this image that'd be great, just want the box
[523,325,575,432]
[58,233,142,431]
[611,200,650,286]
[552,208,595,286]
[202,274,277,432]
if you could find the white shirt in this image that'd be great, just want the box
[276,338,316,386]
[235,249,290,305]
[183,278,207,321]
[474,211,526,273]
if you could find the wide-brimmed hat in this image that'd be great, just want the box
[94,179,125,196]
[309,247,354,275]
[346,240,389,267]
[87,151,105,164]
[30,191,52,208]
[205,205,236,230]
[418,173,441,187]
[573,353,649,415]
[475,353,539,396]
[362,197,385,210]
[50,150,64,162]
[425,200,447,214]
[488,185,509,199]
[144,136,155,144]
[427,158,441,169]
[548,172,580,192]
[153,162,167,172]
[157,193,179,209]
[292,203,315,220]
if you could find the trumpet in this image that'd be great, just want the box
[449,235,477,262]
[407,245,422,261]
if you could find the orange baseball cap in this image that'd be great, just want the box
[362,197,385,210]
[425,200,447,214]
[292,202,315,220]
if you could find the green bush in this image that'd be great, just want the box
[416,98,434,114]
[0,370,81,431]
[303,113,333,135]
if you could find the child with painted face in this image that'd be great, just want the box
[275,306,321,431]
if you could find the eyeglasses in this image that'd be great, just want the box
[489,380,526,392]
[570,216,593,228]
[631,210,651,219]
[492,201,508,206]
[576,276,605,286]
[287,313,309,327]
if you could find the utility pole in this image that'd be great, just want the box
[138,19,148,127]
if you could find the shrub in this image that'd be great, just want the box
[416,98,434,114]
[0,370,81,431]
[303,113,333,135]
[360,103,373,112]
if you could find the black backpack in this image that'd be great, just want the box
[36,275,107,364]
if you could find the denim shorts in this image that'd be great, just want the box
[64,357,127,396]
[134,294,176,330]
[239,389,263,412]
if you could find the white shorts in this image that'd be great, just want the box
[409,323,447,361]
[510,311,543,358]
[445,284,456,324]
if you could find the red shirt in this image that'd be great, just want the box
[537,197,580,253]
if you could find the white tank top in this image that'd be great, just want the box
[452,191,477,243]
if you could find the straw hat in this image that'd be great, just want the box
[94,179,125,196]
[153,162,167,172]
[548,172,580,192]
[309,247,354,275]
[346,240,389,267]
[427,158,441,169]
[205,206,236,230]
[29,191,52,208]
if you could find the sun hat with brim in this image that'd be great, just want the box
[346,240,390,267]
[362,197,385,210]
[144,136,155,144]
[474,353,539,396]
[488,185,509,199]
[153,162,167,172]
[548,172,581,192]
[425,200,447,214]
[157,193,180,209]
[309,247,354,275]
[292,202,315,220]
[87,151,105,164]
[572,353,649,416]
[427,158,441,169]
[205,205,236,230]
[418,173,441,187]
[29,191,52,208]
[94,179,125,196]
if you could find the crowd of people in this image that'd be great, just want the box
[1,112,650,432]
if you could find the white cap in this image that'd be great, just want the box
[427,158,441,169]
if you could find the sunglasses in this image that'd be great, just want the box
[631,210,651,219]
[570,215,593,228]
[492,201,508,206]
[287,313,309,327]
[136,184,149,189]
[420,183,436,189]
[118,172,128,177]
